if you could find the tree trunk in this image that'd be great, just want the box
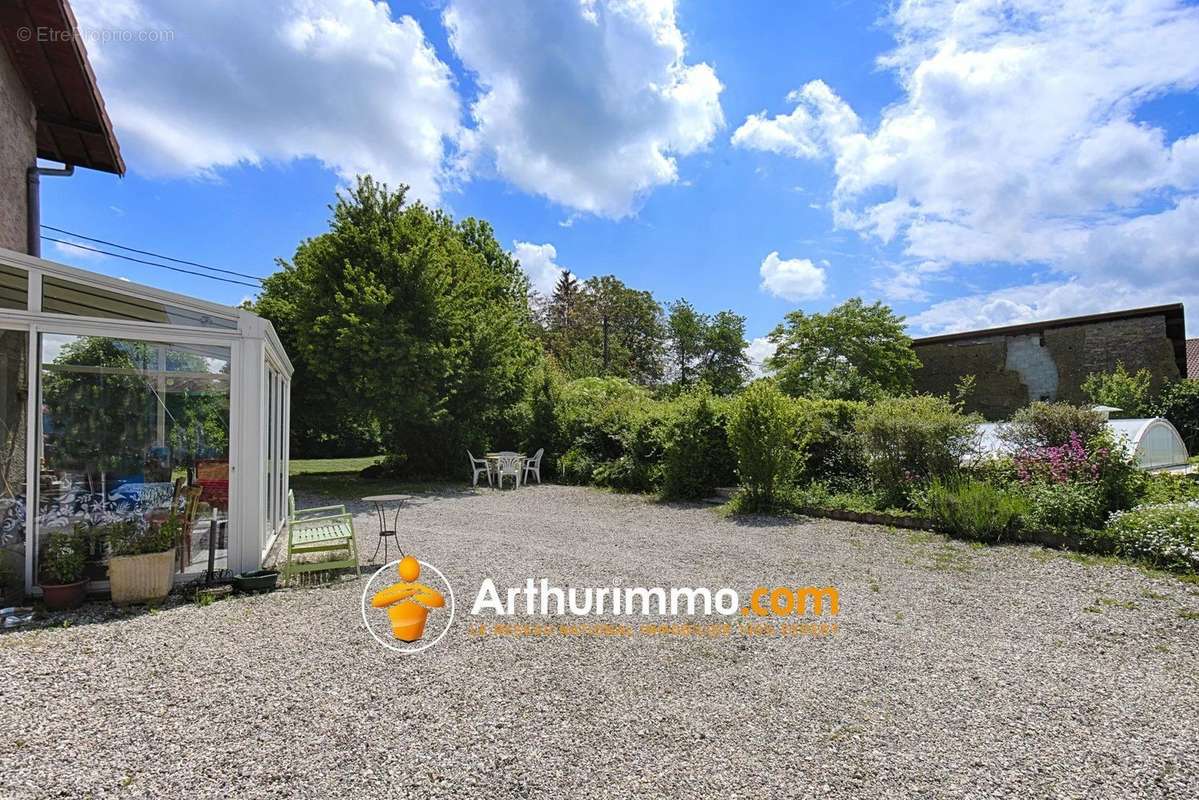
[602,316,610,373]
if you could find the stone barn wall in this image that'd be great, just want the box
[913,311,1184,420]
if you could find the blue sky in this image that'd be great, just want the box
[44,1,1199,363]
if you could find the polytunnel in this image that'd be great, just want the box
[1106,418,1190,470]
[973,417,1191,472]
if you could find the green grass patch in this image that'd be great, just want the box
[927,545,976,574]
[289,456,385,476]
[290,471,464,500]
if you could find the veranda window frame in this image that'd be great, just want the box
[0,248,292,593]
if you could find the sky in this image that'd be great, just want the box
[41,0,1199,368]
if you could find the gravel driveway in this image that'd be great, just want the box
[3,485,1198,799]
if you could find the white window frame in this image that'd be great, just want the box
[0,247,293,591]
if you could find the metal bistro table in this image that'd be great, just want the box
[361,494,411,562]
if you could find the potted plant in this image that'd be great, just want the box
[105,516,178,605]
[39,530,88,610]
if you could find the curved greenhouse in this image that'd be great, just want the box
[1106,418,1190,470]
[974,417,1191,472]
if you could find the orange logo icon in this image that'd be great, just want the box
[370,556,446,642]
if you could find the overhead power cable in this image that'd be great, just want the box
[40,235,262,289]
[41,224,267,283]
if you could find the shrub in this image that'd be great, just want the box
[1082,361,1152,417]
[969,455,1020,488]
[1001,402,1106,451]
[1106,502,1199,573]
[920,478,1029,543]
[514,362,566,475]
[660,390,735,500]
[590,406,666,492]
[790,481,885,513]
[1013,431,1100,484]
[793,399,868,491]
[1154,378,1199,453]
[1087,429,1145,513]
[105,518,175,557]
[727,381,799,512]
[1140,473,1199,505]
[856,395,981,508]
[38,531,86,584]
[553,377,661,491]
[1021,481,1107,532]
[1012,429,1143,517]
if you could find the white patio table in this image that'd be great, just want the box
[484,452,526,487]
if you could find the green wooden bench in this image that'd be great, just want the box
[282,490,360,583]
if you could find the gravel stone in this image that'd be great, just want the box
[2,484,1197,799]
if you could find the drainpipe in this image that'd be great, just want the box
[26,163,75,257]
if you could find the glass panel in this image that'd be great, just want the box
[277,377,287,534]
[0,264,28,310]
[37,334,231,582]
[265,370,274,531]
[0,331,27,598]
[42,276,238,330]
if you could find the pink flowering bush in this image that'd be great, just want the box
[1012,430,1143,531]
[1013,432,1101,484]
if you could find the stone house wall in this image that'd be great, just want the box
[0,49,35,254]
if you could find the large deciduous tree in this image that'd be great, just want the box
[766,298,919,401]
[700,310,751,395]
[582,276,664,384]
[256,177,539,476]
[666,299,707,387]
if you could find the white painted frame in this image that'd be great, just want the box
[0,247,293,592]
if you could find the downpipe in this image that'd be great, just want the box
[26,163,75,257]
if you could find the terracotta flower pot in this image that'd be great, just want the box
[108,550,175,605]
[386,601,430,642]
[41,579,88,611]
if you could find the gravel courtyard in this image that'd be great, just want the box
[3,484,1198,799]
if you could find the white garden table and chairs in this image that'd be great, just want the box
[485,451,525,489]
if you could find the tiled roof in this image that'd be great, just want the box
[1188,338,1199,379]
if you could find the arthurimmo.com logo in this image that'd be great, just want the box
[362,562,838,652]
[360,556,457,654]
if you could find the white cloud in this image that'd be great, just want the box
[732,80,861,159]
[871,260,948,303]
[74,0,461,203]
[513,241,571,296]
[759,251,827,301]
[907,278,1199,336]
[444,0,724,217]
[744,335,777,378]
[50,241,107,262]
[734,0,1199,331]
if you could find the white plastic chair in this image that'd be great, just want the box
[523,448,544,484]
[494,453,522,489]
[467,450,492,487]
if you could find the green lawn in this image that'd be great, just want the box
[287,455,463,498]
[289,455,385,475]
